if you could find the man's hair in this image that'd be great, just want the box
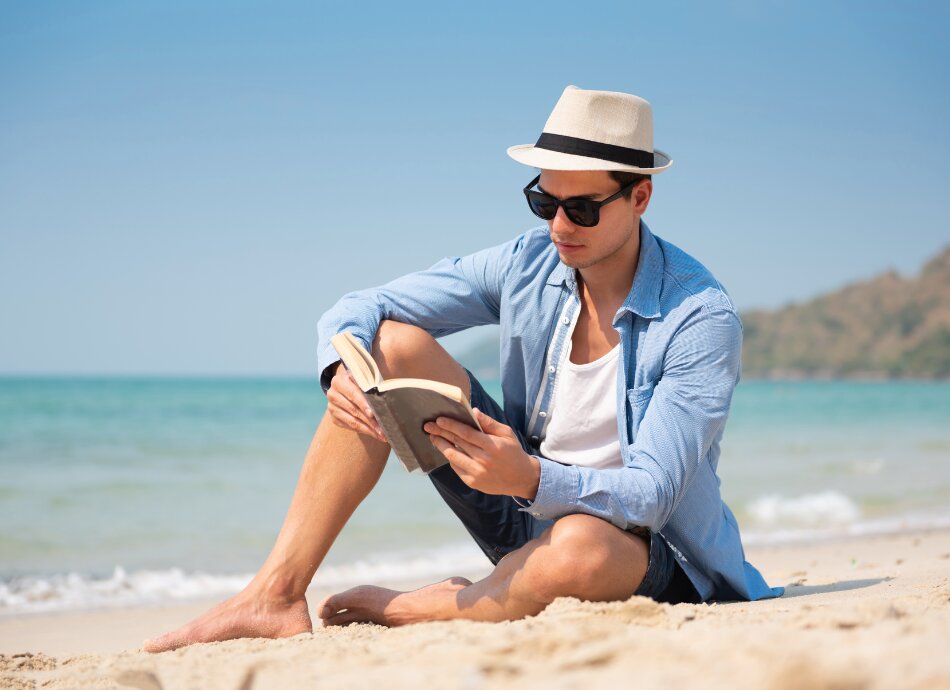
[608,170,651,200]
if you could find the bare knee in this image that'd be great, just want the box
[370,320,469,395]
[525,514,620,603]
[371,320,431,373]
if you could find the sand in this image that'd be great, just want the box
[2,527,949,690]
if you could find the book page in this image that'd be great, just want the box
[330,331,384,391]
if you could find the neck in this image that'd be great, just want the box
[577,220,642,307]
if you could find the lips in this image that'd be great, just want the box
[555,241,583,250]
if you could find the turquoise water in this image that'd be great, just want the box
[1,377,948,612]
[722,380,950,514]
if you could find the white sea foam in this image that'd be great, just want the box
[0,542,491,616]
[740,492,950,546]
[0,567,253,616]
[6,509,950,616]
[747,490,861,527]
[741,508,950,547]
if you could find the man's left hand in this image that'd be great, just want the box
[424,409,540,500]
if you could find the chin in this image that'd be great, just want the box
[558,253,597,270]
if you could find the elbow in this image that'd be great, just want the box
[642,472,675,533]
[318,291,372,333]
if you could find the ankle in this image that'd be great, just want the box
[249,569,310,604]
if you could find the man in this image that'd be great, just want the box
[144,85,783,653]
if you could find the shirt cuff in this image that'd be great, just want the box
[319,359,342,394]
[512,455,577,519]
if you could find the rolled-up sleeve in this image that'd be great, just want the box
[513,306,743,533]
[316,233,529,393]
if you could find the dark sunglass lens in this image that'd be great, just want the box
[527,192,558,220]
[564,200,598,227]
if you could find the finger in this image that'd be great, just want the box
[431,416,488,449]
[430,430,481,459]
[338,393,385,439]
[330,406,373,438]
[430,435,480,474]
[332,405,387,442]
[434,440,487,490]
[329,390,383,440]
[425,424,482,457]
[331,378,386,440]
[336,372,372,417]
[472,408,514,438]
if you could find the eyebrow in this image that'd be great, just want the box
[536,184,601,200]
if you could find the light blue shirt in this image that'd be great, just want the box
[317,219,785,602]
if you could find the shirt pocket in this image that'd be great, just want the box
[626,380,657,444]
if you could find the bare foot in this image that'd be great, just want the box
[318,576,472,627]
[142,591,312,653]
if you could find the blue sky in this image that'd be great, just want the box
[1,1,948,375]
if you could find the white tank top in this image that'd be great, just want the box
[538,339,624,470]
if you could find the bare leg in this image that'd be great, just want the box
[318,513,650,627]
[144,321,472,653]
[142,416,391,652]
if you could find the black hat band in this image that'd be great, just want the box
[534,132,655,168]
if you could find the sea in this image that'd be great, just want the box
[1,377,948,616]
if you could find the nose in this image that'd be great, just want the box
[550,205,578,236]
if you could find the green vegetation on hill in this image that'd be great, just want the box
[454,244,950,380]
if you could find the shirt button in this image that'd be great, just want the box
[562,316,570,325]
[539,411,547,418]
[548,365,556,373]
[530,435,539,443]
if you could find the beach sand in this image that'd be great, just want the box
[2,527,949,690]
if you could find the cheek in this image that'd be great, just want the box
[598,224,635,253]
[602,206,636,236]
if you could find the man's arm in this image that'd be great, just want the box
[316,232,530,393]
[512,306,742,533]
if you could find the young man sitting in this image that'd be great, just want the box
[144,85,783,653]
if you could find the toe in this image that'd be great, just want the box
[323,609,368,627]
[319,592,354,620]
[143,633,175,653]
[144,624,200,653]
[317,595,340,619]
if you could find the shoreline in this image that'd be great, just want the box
[5,507,950,620]
[2,526,949,689]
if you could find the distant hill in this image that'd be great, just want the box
[741,245,950,379]
[455,245,950,380]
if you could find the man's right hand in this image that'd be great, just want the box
[326,363,388,443]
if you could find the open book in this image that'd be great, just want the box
[330,330,482,474]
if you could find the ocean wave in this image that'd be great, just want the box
[746,490,860,527]
[741,508,950,546]
[0,542,490,616]
[6,510,950,616]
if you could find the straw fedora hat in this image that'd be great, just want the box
[507,85,673,174]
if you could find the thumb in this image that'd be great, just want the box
[473,407,507,434]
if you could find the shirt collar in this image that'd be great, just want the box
[545,219,664,320]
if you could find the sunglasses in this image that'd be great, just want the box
[522,174,640,227]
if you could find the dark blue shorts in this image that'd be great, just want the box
[427,368,703,606]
